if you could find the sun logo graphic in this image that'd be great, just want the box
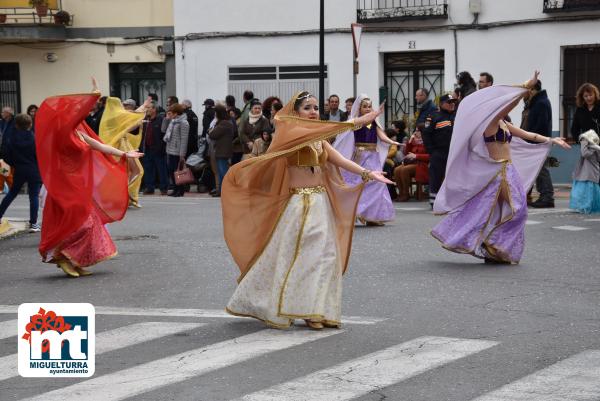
[18,303,95,377]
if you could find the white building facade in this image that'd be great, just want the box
[173,0,600,182]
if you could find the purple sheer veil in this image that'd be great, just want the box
[332,94,389,168]
[433,85,551,214]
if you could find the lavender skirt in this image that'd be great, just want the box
[431,162,526,263]
[342,147,395,224]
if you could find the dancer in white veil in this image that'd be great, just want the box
[333,94,399,225]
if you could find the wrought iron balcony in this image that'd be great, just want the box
[0,0,71,25]
[544,0,600,13]
[357,0,448,23]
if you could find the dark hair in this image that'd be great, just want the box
[148,93,159,102]
[345,97,356,104]
[384,128,397,138]
[214,104,228,120]
[168,103,185,115]
[416,88,429,97]
[230,108,241,119]
[480,72,494,84]
[225,95,236,107]
[262,96,281,112]
[272,102,283,112]
[243,90,254,102]
[294,91,316,111]
[416,123,425,132]
[15,113,32,130]
[457,71,476,87]
[392,120,407,132]
[575,82,600,108]
[250,100,262,109]
[168,96,179,104]
[26,104,38,115]
[328,94,340,101]
[533,80,542,92]
[99,96,107,107]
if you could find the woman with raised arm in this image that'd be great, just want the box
[36,79,143,277]
[431,71,570,264]
[223,91,392,330]
[333,94,400,226]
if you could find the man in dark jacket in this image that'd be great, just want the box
[415,88,437,126]
[182,99,199,156]
[141,102,168,195]
[321,94,348,121]
[422,93,457,208]
[0,106,15,191]
[201,99,216,137]
[0,114,42,232]
[527,80,555,208]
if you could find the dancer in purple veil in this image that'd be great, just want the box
[333,94,400,225]
[432,71,570,264]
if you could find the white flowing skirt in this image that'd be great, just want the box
[226,189,343,328]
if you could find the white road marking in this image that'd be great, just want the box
[0,319,17,340]
[0,322,204,381]
[21,329,342,401]
[528,208,573,215]
[552,225,589,231]
[584,219,600,222]
[472,350,600,401]
[0,305,385,325]
[525,220,542,225]
[236,336,498,401]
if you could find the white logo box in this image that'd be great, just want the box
[18,303,95,378]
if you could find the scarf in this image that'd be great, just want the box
[248,111,262,125]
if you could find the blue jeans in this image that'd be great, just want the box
[0,171,42,224]
[216,158,230,192]
[143,152,168,192]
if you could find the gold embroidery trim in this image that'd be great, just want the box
[277,193,311,316]
[290,186,326,195]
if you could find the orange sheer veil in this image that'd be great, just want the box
[222,92,365,282]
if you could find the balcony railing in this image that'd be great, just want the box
[0,0,71,25]
[544,0,600,13]
[357,0,448,23]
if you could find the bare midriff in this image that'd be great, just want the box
[485,141,511,162]
[288,167,325,188]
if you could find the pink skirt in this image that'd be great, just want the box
[52,207,117,267]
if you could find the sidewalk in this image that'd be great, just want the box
[0,218,28,240]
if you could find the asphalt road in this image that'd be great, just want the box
[1,194,599,401]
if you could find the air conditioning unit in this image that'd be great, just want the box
[158,41,175,56]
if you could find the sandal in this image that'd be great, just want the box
[57,261,79,278]
[304,320,324,330]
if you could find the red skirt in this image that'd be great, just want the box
[51,207,117,267]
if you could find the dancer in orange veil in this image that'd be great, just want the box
[223,92,392,329]
[36,79,143,277]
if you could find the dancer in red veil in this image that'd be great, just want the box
[36,79,143,277]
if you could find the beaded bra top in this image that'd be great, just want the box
[484,121,512,143]
[287,141,328,168]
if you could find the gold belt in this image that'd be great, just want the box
[355,143,377,151]
[290,185,326,195]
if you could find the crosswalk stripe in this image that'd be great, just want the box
[0,321,204,382]
[0,305,385,325]
[0,319,17,340]
[472,350,600,401]
[21,329,343,401]
[235,336,498,401]
[552,225,589,231]
[525,220,542,225]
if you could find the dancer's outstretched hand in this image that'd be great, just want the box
[125,150,144,159]
[526,70,540,89]
[551,137,571,150]
[369,170,394,185]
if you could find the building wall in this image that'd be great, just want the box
[0,42,164,108]
[63,0,173,28]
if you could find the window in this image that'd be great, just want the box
[0,63,21,113]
